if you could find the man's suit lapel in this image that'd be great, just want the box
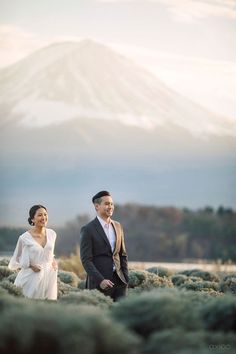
[93,217,111,249]
[111,220,120,254]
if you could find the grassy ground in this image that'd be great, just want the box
[0,256,236,354]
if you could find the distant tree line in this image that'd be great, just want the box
[0,205,235,262]
[113,204,236,262]
[0,227,25,254]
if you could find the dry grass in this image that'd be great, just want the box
[129,261,236,273]
[58,247,86,279]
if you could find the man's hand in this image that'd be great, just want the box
[30,264,42,272]
[100,279,114,290]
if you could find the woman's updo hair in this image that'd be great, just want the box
[28,205,47,226]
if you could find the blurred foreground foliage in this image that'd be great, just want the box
[1,258,236,354]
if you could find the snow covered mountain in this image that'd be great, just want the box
[0,39,235,226]
[0,39,235,137]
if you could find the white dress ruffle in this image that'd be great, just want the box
[8,228,58,300]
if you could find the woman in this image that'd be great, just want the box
[9,205,58,300]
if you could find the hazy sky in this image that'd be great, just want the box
[0,0,236,60]
[1,0,236,224]
[0,0,236,118]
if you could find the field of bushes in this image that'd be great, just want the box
[0,256,236,354]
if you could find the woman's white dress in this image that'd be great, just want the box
[8,228,58,300]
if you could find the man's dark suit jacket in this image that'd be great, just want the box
[80,217,129,289]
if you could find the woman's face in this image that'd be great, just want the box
[32,208,48,227]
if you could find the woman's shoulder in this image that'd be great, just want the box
[46,228,57,239]
[19,231,28,239]
[19,231,32,245]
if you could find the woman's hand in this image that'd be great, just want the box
[52,258,58,271]
[30,264,41,272]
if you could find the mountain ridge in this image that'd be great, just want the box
[0,40,235,225]
[0,39,235,137]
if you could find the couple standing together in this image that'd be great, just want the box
[9,191,129,302]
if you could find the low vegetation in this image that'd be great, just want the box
[0,256,236,353]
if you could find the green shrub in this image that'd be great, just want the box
[171,274,188,286]
[0,266,15,281]
[60,289,113,309]
[57,279,79,298]
[0,287,8,297]
[0,303,141,354]
[179,280,220,292]
[146,266,174,278]
[203,331,236,352]
[111,288,201,338]
[77,279,86,289]
[222,272,236,279]
[172,275,204,287]
[201,295,236,332]
[7,273,17,283]
[0,293,29,313]
[58,270,80,287]
[143,329,236,354]
[220,275,236,294]
[127,288,143,297]
[128,270,173,290]
[175,289,223,308]
[0,259,9,266]
[179,269,220,282]
[143,329,205,354]
[0,280,23,297]
[128,270,147,288]
[140,272,173,291]
[188,276,204,282]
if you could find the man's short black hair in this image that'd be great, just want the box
[92,190,111,204]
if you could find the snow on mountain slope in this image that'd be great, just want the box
[0,39,235,136]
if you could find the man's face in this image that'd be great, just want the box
[95,195,114,219]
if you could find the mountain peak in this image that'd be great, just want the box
[0,40,235,137]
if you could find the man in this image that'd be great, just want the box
[80,191,129,301]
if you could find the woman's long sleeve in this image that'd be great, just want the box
[8,237,30,270]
